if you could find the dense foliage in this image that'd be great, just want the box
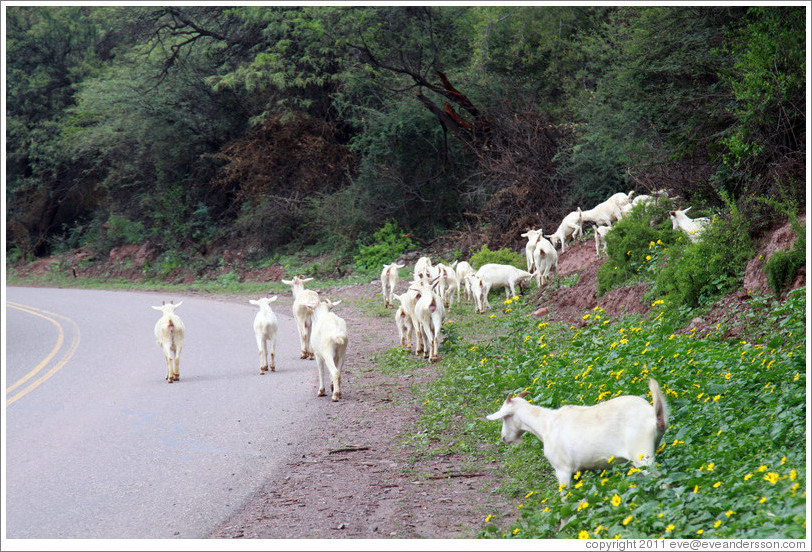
[6,6,806,263]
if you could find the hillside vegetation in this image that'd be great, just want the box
[6,6,806,271]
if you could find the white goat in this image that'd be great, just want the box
[594,225,612,257]
[437,263,459,308]
[670,207,710,242]
[281,275,320,359]
[466,274,486,314]
[474,264,536,311]
[381,262,405,309]
[455,261,475,303]
[546,210,583,253]
[249,296,278,374]
[310,298,348,401]
[394,302,415,350]
[152,300,185,383]
[581,191,634,228]
[532,235,558,286]
[412,279,446,362]
[413,256,434,284]
[393,288,423,355]
[521,229,544,272]
[487,378,669,488]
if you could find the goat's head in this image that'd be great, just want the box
[152,300,182,315]
[486,391,531,444]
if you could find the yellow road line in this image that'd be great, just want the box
[6,302,81,406]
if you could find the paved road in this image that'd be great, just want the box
[4,286,327,538]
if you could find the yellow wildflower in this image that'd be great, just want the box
[744,474,753,481]
[577,500,589,511]
[665,524,675,533]
[611,494,622,507]
[713,481,722,488]
[763,472,780,484]
[578,530,590,539]
[622,515,633,526]
[714,520,722,528]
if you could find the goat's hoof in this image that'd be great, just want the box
[332,395,340,402]
[300,353,308,359]
[430,356,439,363]
[318,389,326,397]
[270,366,275,372]
[308,354,315,360]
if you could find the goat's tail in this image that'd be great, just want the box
[649,378,669,441]
[167,319,177,359]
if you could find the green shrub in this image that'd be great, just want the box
[655,195,754,311]
[759,195,806,297]
[353,221,414,271]
[469,244,525,270]
[596,203,679,296]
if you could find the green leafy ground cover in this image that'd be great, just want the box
[390,287,807,539]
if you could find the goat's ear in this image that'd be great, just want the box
[174,301,182,308]
[281,279,292,285]
[683,206,691,213]
[302,277,314,282]
[332,300,342,307]
[249,299,259,306]
[268,295,278,302]
[152,305,163,311]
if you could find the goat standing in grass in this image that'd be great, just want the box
[310,298,348,401]
[487,378,669,488]
[152,300,185,383]
[249,296,278,374]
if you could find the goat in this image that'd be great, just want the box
[580,191,634,229]
[412,279,446,362]
[381,262,405,309]
[521,229,544,273]
[437,262,459,308]
[394,302,415,350]
[310,298,348,401]
[486,378,669,488]
[152,300,185,383]
[546,210,583,253]
[455,261,475,303]
[466,274,486,314]
[474,263,536,311]
[669,207,710,243]
[249,296,278,374]
[532,235,558,286]
[393,288,423,355]
[594,225,612,257]
[281,275,320,359]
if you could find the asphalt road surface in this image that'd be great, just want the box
[4,286,329,539]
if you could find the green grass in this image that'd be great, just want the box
[382,288,807,539]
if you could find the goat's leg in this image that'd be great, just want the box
[315,356,327,397]
[269,337,276,372]
[258,338,268,374]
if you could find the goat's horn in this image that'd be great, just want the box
[518,390,531,398]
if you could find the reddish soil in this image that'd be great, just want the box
[8,218,804,540]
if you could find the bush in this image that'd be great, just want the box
[469,244,525,270]
[353,221,414,271]
[655,194,754,310]
[760,196,806,297]
[596,203,679,296]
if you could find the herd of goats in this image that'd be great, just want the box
[150,187,713,485]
